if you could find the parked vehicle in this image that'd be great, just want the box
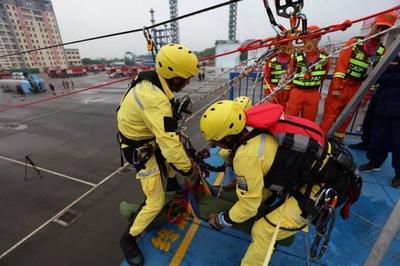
[0,74,46,94]
[0,79,32,94]
[47,67,87,78]
[0,71,12,79]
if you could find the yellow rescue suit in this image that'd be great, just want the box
[117,72,192,236]
[225,133,320,266]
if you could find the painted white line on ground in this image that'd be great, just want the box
[0,163,128,260]
[0,155,96,187]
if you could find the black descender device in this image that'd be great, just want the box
[263,0,307,35]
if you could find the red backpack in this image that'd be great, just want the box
[245,103,325,151]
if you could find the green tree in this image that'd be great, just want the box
[196,47,215,58]
[81,58,94,65]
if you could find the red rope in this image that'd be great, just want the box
[199,4,400,62]
[0,77,132,112]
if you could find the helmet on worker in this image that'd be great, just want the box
[305,25,321,51]
[156,43,199,79]
[200,100,246,144]
[156,43,199,92]
[375,11,397,28]
[307,25,321,39]
[233,96,253,111]
[371,11,397,35]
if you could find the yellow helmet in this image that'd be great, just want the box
[156,43,199,79]
[233,96,253,111]
[200,100,246,141]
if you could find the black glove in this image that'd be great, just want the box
[120,231,144,266]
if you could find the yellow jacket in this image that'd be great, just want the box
[228,133,278,223]
[117,73,192,174]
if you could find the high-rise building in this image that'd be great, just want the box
[0,0,68,70]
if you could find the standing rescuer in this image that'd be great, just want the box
[263,41,292,107]
[284,25,330,121]
[117,43,200,266]
[319,11,397,139]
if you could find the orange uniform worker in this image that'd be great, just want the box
[263,45,292,107]
[285,25,330,121]
[319,11,397,138]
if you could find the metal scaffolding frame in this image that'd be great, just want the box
[169,0,180,44]
[228,2,238,41]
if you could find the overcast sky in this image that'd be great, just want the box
[51,0,399,59]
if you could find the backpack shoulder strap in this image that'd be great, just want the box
[231,129,264,158]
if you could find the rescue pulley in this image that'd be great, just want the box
[143,27,157,61]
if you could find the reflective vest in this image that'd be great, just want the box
[268,57,289,84]
[293,52,328,89]
[346,37,385,80]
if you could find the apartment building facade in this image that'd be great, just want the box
[65,48,82,66]
[0,0,68,70]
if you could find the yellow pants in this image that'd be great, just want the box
[241,184,320,266]
[129,155,176,236]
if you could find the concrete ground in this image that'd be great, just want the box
[0,72,227,266]
[2,72,399,266]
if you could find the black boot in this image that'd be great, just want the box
[348,142,368,151]
[120,232,144,266]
